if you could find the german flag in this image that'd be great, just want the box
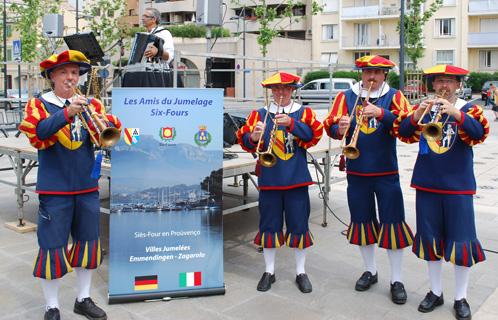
[134,275,158,291]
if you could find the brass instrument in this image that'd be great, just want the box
[72,87,121,148]
[340,81,374,160]
[256,93,283,168]
[417,90,448,140]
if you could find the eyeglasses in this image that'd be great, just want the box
[142,14,154,19]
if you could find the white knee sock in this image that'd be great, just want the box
[359,244,377,274]
[41,278,60,310]
[75,267,93,302]
[454,265,470,300]
[427,260,443,296]
[263,248,276,275]
[387,248,403,283]
[294,248,306,275]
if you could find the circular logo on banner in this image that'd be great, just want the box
[194,125,211,147]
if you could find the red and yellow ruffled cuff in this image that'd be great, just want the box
[69,239,103,269]
[285,231,314,249]
[254,231,285,248]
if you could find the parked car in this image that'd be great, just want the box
[481,80,498,101]
[298,78,357,104]
[458,85,472,100]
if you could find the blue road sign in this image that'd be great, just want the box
[12,40,22,61]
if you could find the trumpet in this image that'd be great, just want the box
[340,81,374,160]
[72,88,121,148]
[256,94,283,168]
[417,90,447,140]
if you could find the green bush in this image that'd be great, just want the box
[387,72,399,89]
[167,24,230,38]
[467,72,495,92]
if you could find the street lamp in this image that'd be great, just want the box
[3,0,7,107]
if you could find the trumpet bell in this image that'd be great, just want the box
[259,152,277,167]
[423,122,442,140]
[99,127,121,148]
[343,146,360,160]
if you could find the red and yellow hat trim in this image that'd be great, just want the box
[355,55,395,70]
[40,50,91,78]
[261,72,302,88]
[423,65,469,77]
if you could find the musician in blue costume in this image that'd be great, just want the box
[19,50,121,320]
[323,55,414,304]
[396,65,489,320]
[236,72,323,293]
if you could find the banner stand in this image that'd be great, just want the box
[109,286,225,304]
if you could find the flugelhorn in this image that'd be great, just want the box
[72,88,121,148]
[417,90,447,140]
[340,81,374,160]
[256,94,283,168]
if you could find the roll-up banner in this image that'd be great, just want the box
[109,88,225,303]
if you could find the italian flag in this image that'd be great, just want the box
[179,271,202,287]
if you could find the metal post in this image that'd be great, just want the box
[3,0,8,108]
[17,61,20,108]
[242,18,246,98]
[76,0,79,33]
[399,0,405,91]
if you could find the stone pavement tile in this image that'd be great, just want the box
[223,293,326,320]
[140,297,236,320]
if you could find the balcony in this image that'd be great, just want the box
[341,5,399,20]
[468,32,498,48]
[153,0,195,14]
[341,36,400,50]
[468,0,498,15]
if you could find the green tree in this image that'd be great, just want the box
[83,0,127,55]
[232,0,322,57]
[400,0,443,70]
[10,0,61,62]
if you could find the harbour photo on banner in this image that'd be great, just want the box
[109,88,225,303]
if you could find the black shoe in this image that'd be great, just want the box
[390,281,407,304]
[355,271,378,291]
[73,297,107,320]
[454,298,472,320]
[257,272,275,292]
[44,308,60,320]
[418,291,444,313]
[295,273,312,293]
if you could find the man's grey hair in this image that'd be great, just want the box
[145,8,161,25]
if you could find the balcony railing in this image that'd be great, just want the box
[341,5,399,19]
[468,32,498,47]
[468,0,498,13]
[341,36,400,49]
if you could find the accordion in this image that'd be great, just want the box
[128,32,165,65]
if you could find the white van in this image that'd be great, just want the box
[298,78,357,104]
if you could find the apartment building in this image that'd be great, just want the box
[313,0,498,72]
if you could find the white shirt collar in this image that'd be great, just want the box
[42,91,73,108]
[352,81,391,99]
[454,98,467,110]
[266,101,302,114]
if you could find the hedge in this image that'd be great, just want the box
[166,24,230,38]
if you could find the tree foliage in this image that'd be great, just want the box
[167,24,230,38]
[232,0,322,57]
[10,0,61,62]
[83,0,127,55]
[400,0,443,70]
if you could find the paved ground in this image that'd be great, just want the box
[0,99,497,320]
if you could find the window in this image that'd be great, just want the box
[479,50,498,69]
[480,18,498,32]
[435,18,455,37]
[302,82,318,90]
[335,82,350,90]
[322,24,338,40]
[354,51,370,63]
[435,50,454,65]
[354,23,370,46]
[322,0,338,12]
[321,52,338,64]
